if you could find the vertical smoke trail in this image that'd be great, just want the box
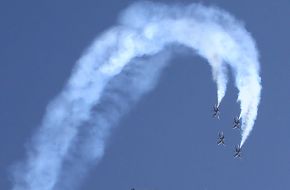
[208,55,228,106]
[11,1,261,190]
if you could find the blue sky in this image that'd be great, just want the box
[1,0,290,189]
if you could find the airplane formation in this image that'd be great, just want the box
[213,104,242,159]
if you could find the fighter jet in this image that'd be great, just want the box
[217,131,225,145]
[212,104,220,119]
[234,145,242,158]
[233,117,241,129]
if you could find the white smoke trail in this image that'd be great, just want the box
[52,51,173,190]
[11,1,261,190]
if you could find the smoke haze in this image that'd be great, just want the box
[11,2,261,190]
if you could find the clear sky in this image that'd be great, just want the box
[1,0,290,189]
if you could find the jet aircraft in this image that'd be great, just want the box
[233,117,241,129]
[212,104,220,119]
[217,131,225,145]
[234,145,242,158]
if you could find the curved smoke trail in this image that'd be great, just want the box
[11,1,261,190]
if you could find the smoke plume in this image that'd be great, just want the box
[11,1,261,190]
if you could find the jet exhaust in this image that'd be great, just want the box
[11,1,261,190]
